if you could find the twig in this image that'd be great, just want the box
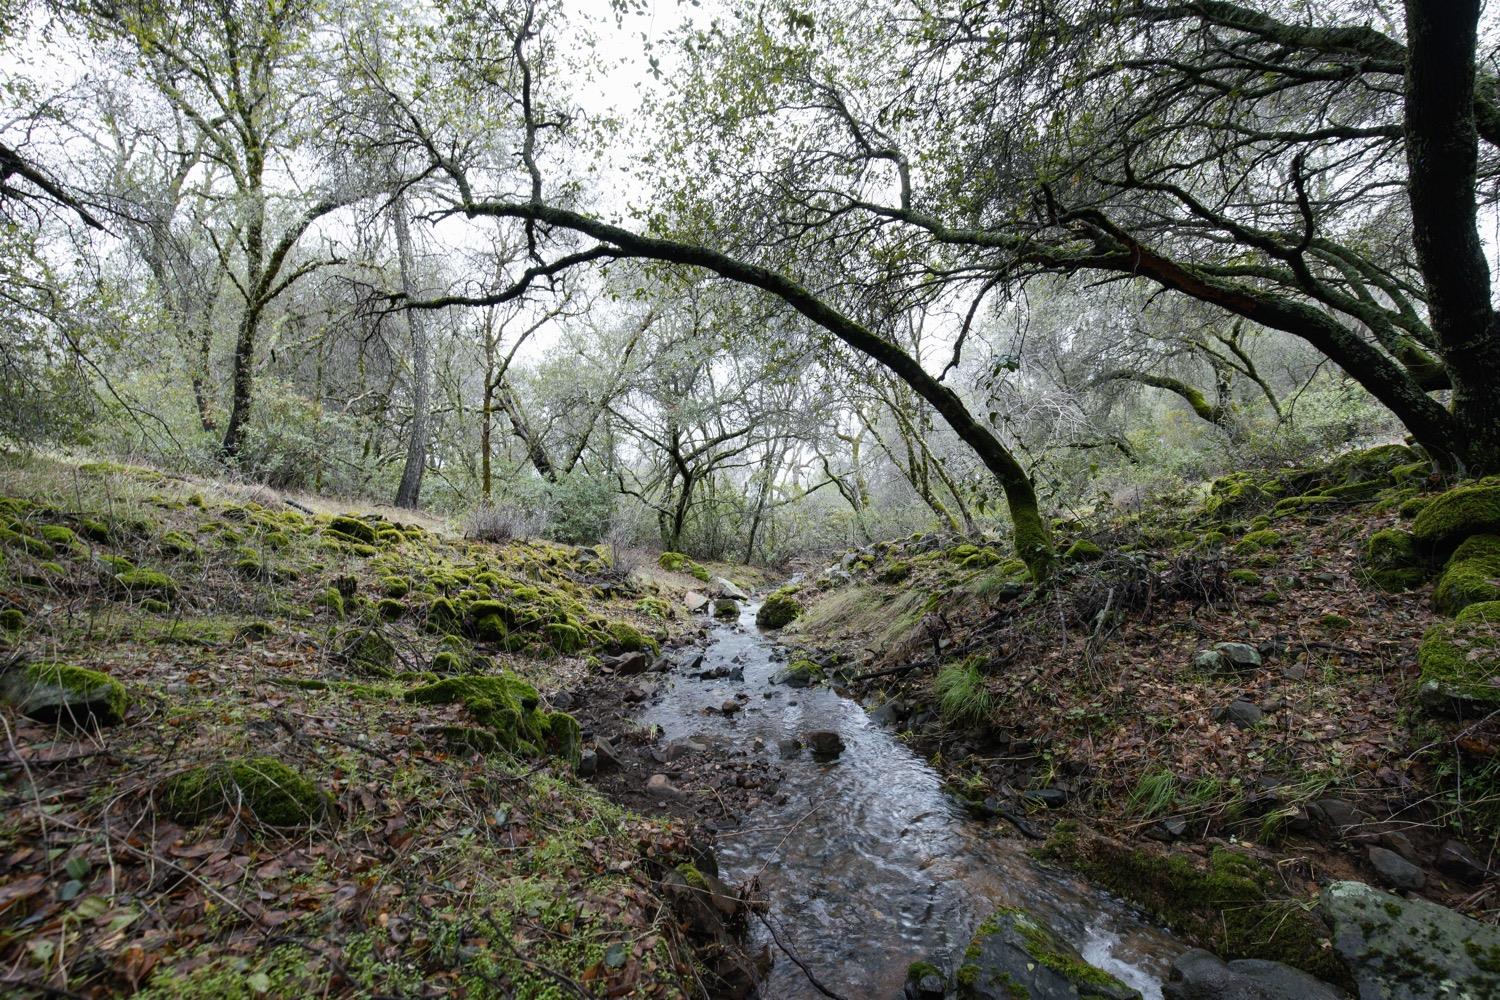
[752,910,851,1000]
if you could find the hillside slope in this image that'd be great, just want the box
[0,455,756,998]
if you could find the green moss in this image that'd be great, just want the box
[658,551,688,571]
[689,562,711,582]
[1,661,128,725]
[635,596,672,619]
[315,587,345,618]
[1320,613,1353,631]
[1362,527,1432,592]
[604,620,658,654]
[1234,529,1282,554]
[1271,494,1338,516]
[935,657,991,727]
[1041,826,1346,985]
[877,560,913,583]
[425,597,460,632]
[325,515,378,545]
[160,756,326,826]
[0,608,24,632]
[375,598,405,621]
[160,530,198,557]
[756,591,803,628]
[542,622,586,654]
[1060,539,1103,563]
[1417,616,1500,715]
[1412,478,1500,554]
[404,673,574,764]
[112,567,178,599]
[1434,561,1500,615]
[38,524,76,549]
[1229,569,1263,585]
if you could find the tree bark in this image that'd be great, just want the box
[1403,0,1500,473]
[393,192,430,508]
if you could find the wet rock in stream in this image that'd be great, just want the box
[920,906,1141,999]
[1162,949,1343,1000]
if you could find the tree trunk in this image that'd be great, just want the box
[1404,0,1500,474]
[393,193,430,508]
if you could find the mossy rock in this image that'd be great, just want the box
[756,591,802,629]
[1432,534,1500,615]
[0,608,24,633]
[325,515,378,545]
[160,530,199,557]
[1041,825,1346,987]
[160,757,327,827]
[112,568,178,600]
[635,596,672,619]
[37,524,76,550]
[1233,529,1282,555]
[315,587,346,619]
[689,562,711,582]
[1417,610,1500,717]
[1062,539,1104,562]
[658,551,689,571]
[1200,472,1278,522]
[1324,443,1421,486]
[425,597,460,633]
[1228,569,1262,586]
[375,598,405,622]
[956,906,1139,1000]
[1411,478,1500,555]
[1363,527,1433,592]
[1271,495,1338,516]
[1,528,54,558]
[1,661,128,726]
[404,673,576,764]
[877,560,912,583]
[604,620,658,654]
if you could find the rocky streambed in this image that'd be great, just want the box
[575,593,1500,999]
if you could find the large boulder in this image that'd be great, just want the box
[1411,478,1500,556]
[1416,601,1500,717]
[1163,949,1343,1000]
[713,577,749,600]
[1321,880,1500,1000]
[712,598,740,619]
[755,590,802,629]
[955,907,1140,999]
[2,661,128,726]
[1432,534,1500,615]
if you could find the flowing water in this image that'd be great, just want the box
[638,600,1186,999]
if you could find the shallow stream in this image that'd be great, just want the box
[637,599,1186,999]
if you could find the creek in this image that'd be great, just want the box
[637,599,1188,999]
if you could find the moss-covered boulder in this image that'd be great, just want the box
[325,515,378,545]
[955,906,1139,1000]
[1363,527,1432,592]
[755,591,802,629]
[1062,539,1105,563]
[1,661,128,726]
[1233,529,1282,555]
[1416,602,1500,717]
[1411,478,1500,555]
[876,560,912,583]
[1042,824,1345,986]
[1432,534,1500,615]
[603,620,657,654]
[658,551,689,571]
[161,756,327,826]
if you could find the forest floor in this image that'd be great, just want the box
[0,453,771,999]
[4,447,1498,998]
[765,443,1499,982]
